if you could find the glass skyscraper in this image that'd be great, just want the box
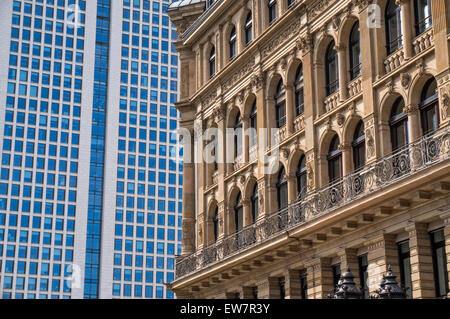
[0,0,182,299]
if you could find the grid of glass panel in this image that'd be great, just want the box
[112,0,182,299]
[83,0,110,299]
[1,0,86,299]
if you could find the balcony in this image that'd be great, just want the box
[176,126,450,279]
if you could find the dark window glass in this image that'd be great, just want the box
[349,22,361,80]
[234,112,242,158]
[250,101,257,146]
[277,168,288,210]
[398,241,413,299]
[296,155,307,199]
[386,0,403,55]
[325,41,339,96]
[209,47,216,78]
[234,193,243,233]
[352,121,366,170]
[414,0,432,35]
[328,135,342,183]
[279,277,285,299]
[420,78,439,135]
[251,185,258,223]
[213,207,219,242]
[275,80,286,128]
[245,12,252,45]
[268,0,277,24]
[300,269,308,299]
[229,26,236,60]
[332,265,341,293]
[390,98,408,151]
[295,64,304,116]
[430,229,449,298]
[358,254,369,299]
[252,286,258,299]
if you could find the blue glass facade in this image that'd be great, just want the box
[112,0,182,299]
[1,0,86,299]
[83,0,111,299]
[0,0,181,299]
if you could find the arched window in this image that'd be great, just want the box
[420,78,439,135]
[251,184,258,223]
[234,112,243,158]
[213,207,219,242]
[390,98,408,151]
[277,168,288,210]
[209,46,216,78]
[352,121,366,170]
[385,0,403,55]
[229,26,237,60]
[295,64,304,116]
[325,40,339,96]
[414,0,432,35]
[328,135,342,183]
[245,12,253,45]
[275,79,286,128]
[250,101,257,147]
[268,0,277,24]
[234,193,243,233]
[297,155,307,199]
[349,22,361,80]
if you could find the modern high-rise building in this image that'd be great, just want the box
[168,0,450,299]
[0,0,182,299]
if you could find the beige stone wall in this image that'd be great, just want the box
[168,0,450,299]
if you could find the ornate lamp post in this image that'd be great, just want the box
[334,268,363,299]
[375,265,407,299]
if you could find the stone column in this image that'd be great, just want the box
[265,97,276,149]
[336,44,348,101]
[339,142,352,177]
[305,258,334,299]
[285,269,302,299]
[284,84,295,135]
[181,125,196,256]
[396,0,414,59]
[253,0,262,37]
[431,0,450,73]
[404,104,421,142]
[366,234,399,295]
[257,277,280,299]
[242,199,252,228]
[338,249,360,289]
[260,0,269,31]
[406,222,436,299]
[287,173,297,204]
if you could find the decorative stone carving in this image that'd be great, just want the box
[385,78,394,94]
[336,113,345,127]
[365,126,375,159]
[332,16,341,30]
[400,73,411,89]
[439,83,450,120]
[296,33,313,55]
[250,72,265,91]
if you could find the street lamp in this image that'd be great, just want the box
[375,265,407,299]
[334,267,363,299]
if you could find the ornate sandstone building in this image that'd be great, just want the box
[167,0,450,299]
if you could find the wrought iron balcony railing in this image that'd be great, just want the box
[176,126,450,279]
